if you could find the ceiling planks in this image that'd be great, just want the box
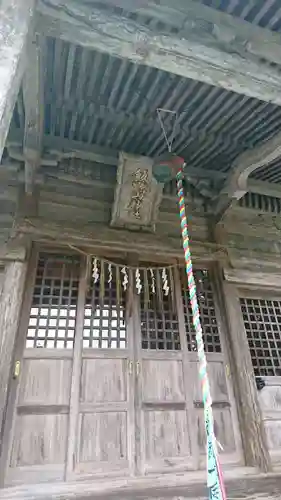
[36,0,281,106]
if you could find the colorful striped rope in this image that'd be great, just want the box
[176,167,226,500]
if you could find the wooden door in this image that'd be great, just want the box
[3,253,135,486]
[180,268,243,469]
[240,293,281,465]
[69,260,135,480]
[4,252,81,486]
[134,268,199,475]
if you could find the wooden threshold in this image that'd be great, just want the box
[2,467,281,499]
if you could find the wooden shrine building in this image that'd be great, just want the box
[3,0,281,498]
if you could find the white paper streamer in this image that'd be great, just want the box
[92,257,99,283]
[150,268,156,294]
[135,268,142,294]
[162,267,169,296]
[121,266,128,291]
[108,263,112,285]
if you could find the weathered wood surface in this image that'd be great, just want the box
[189,354,238,465]
[13,215,225,262]
[139,354,194,473]
[10,358,71,471]
[248,179,281,199]
[0,0,36,160]
[0,262,27,442]
[98,0,281,68]
[216,209,281,270]
[224,268,281,289]
[65,260,86,479]
[213,130,281,222]
[36,0,281,106]
[1,469,281,499]
[221,281,271,471]
[111,153,163,232]
[258,377,281,464]
[7,131,228,183]
[23,33,45,194]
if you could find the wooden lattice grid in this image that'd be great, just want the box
[83,262,127,349]
[140,268,181,351]
[26,253,80,349]
[240,297,281,376]
[180,268,221,353]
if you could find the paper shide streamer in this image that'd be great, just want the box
[91,258,174,303]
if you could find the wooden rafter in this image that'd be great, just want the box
[23,33,45,194]
[213,130,281,222]
[36,0,281,105]
[43,96,254,154]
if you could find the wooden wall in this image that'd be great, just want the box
[11,158,215,262]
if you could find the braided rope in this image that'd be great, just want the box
[176,168,226,500]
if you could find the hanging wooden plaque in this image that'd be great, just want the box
[111,152,163,232]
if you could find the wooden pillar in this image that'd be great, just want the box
[0,261,27,441]
[0,0,36,160]
[212,264,271,472]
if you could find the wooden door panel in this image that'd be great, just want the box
[75,353,131,476]
[71,261,135,479]
[5,253,80,486]
[180,268,242,467]
[240,295,281,464]
[10,414,68,468]
[142,359,185,403]
[190,355,239,465]
[264,420,281,451]
[80,358,127,403]
[78,412,127,466]
[196,408,236,454]
[190,358,229,405]
[18,358,71,406]
[258,378,281,464]
[137,269,198,474]
[259,381,281,412]
[144,409,191,469]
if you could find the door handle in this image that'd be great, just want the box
[128,360,133,375]
[13,361,21,379]
[136,361,140,377]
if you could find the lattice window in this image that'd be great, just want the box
[180,268,221,353]
[26,253,80,349]
[83,263,127,348]
[240,297,281,376]
[140,269,181,351]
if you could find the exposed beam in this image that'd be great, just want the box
[23,33,45,194]
[0,0,36,161]
[13,216,226,261]
[7,131,228,181]
[94,0,281,69]
[37,0,281,106]
[248,179,281,199]
[212,131,281,222]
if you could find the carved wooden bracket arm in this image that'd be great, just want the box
[212,131,281,223]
